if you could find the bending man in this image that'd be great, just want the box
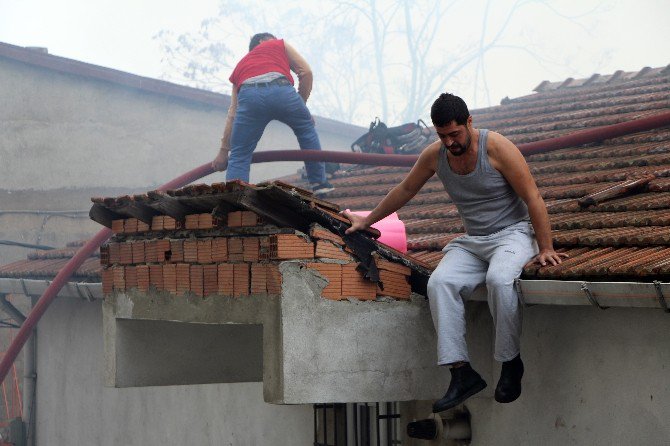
[212,32,333,195]
[343,93,566,412]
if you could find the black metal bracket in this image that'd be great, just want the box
[653,281,670,313]
[580,282,608,310]
[514,279,526,307]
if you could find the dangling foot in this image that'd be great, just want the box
[432,363,487,413]
[494,354,524,403]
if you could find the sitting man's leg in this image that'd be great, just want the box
[485,223,538,403]
[427,244,488,413]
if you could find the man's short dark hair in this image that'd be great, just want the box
[249,33,276,51]
[430,93,470,127]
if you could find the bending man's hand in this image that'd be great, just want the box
[212,149,228,171]
[341,210,370,234]
[534,249,569,267]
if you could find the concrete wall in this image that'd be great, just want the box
[36,296,313,446]
[0,56,359,190]
[102,262,475,404]
[402,303,670,446]
[30,283,670,445]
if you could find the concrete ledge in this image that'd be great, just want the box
[102,261,494,404]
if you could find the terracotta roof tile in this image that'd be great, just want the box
[0,257,100,280]
[305,65,670,282]
[5,65,670,285]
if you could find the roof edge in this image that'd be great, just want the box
[0,277,102,300]
[468,279,670,311]
[0,41,365,137]
[0,41,232,109]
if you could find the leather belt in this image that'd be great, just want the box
[241,77,291,89]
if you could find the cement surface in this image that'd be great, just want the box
[103,261,471,404]
[37,297,313,446]
[401,305,670,445]
[0,57,359,190]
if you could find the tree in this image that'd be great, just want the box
[155,0,602,125]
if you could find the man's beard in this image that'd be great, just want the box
[448,131,472,157]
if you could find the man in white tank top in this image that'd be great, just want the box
[343,93,566,412]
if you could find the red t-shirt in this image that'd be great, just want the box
[229,39,295,89]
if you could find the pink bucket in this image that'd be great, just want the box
[349,211,407,253]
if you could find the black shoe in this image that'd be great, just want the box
[311,181,334,196]
[432,363,487,413]
[495,354,524,403]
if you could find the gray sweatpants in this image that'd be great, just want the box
[427,221,538,365]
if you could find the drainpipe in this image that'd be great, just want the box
[0,294,35,446]
[23,296,37,446]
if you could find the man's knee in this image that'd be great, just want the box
[427,273,465,296]
[485,269,518,290]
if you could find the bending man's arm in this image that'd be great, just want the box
[212,87,238,171]
[285,42,313,102]
[488,132,567,266]
[343,144,438,234]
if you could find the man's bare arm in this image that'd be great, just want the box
[488,132,567,266]
[285,42,313,102]
[343,143,439,233]
[212,87,238,171]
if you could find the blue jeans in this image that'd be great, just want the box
[226,84,326,184]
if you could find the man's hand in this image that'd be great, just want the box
[534,249,569,267]
[341,210,370,234]
[212,149,228,171]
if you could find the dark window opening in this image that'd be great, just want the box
[313,402,401,446]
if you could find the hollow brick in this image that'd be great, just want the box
[197,239,213,264]
[102,268,113,295]
[151,215,165,231]
[212,238,228,262]
[233,263,250,297]
[190,264,204,297]
[176,263,190,294]
[217,263,234,296]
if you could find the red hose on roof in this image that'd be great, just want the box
[250,110,670,166]
[0,111,669,383]
[518,111,670,155]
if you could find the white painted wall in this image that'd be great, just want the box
[36,296,313,445]
[403,303,670,445]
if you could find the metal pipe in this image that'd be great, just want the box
[0,295,26,324]
[0,294,33,445]
[0,210,88,216]
[23,296,37,446]
[0,111,669,384]
[0,241,55,251]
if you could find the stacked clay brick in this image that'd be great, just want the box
[100,210,412,301]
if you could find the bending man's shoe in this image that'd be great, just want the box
[432,363,487,413]
[494,354,524,403]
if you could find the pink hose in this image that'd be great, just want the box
[0,111,669,383]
